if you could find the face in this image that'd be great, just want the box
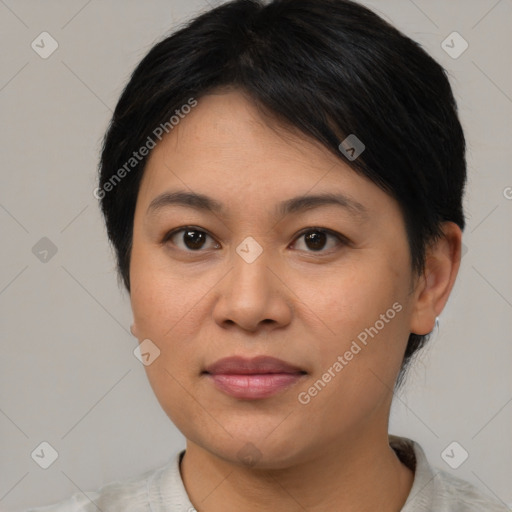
[130,89,419,468]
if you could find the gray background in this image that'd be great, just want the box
[1,0,511,510]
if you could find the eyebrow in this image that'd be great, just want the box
[146,190,368,220]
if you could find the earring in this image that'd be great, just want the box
[431,316,440,340]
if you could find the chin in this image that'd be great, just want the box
[194,428,310,470]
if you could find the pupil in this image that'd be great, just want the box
[184,230,205,250]
[305,231,326,251]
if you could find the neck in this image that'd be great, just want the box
[180,430,414,512]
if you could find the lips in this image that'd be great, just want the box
[203,356,307,400]
[204,355,305,375]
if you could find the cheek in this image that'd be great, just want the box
[130,242,192,337]
[129,243,218,382]
[298,256,411,400]
[129,246,208,429]
[293,274,409,434]
[306,261,407,341]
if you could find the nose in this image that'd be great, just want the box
[212,246,293,333]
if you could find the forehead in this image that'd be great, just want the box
[136,90,397,224]
[151,89,337,170]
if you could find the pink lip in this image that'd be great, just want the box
[204,356,306,400]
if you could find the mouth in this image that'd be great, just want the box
[203,355,307,400]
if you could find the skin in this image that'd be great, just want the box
[129,89,461,511]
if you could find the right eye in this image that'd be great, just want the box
[163,227,221,252]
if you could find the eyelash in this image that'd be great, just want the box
[161,225,349,255]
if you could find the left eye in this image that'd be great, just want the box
[291,229,344,252]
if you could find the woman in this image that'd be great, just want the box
[29,0,508,510]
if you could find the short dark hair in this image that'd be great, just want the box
[98,0,466,386]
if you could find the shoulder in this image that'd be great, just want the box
[25,468,154,512]
[431,469,510,512]
[389,435,509,512]
[25,451,186,512]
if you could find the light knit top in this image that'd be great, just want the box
[26,435,509,511]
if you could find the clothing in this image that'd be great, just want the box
[26,435,508,511]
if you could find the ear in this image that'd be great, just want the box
[409,222,462,335]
